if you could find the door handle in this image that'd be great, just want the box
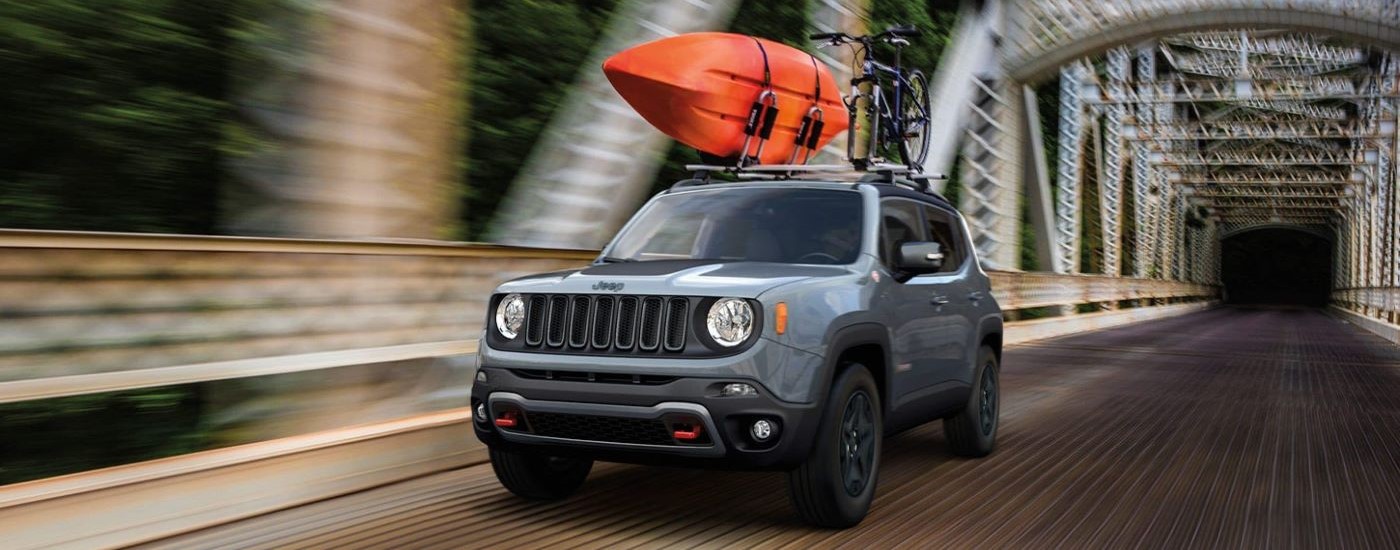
[967,291,984,302]
[931,295,950,306]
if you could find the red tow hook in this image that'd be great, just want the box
[673,424,702,441]
[494,410,518,428]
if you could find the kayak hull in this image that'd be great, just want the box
[603,33,849,165]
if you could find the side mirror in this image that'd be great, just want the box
[897,241,944,274]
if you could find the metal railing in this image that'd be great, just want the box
[989,271,1214,311]
[1331,288,1400,345]
[0,230,596,403]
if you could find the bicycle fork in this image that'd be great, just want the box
[846,80,883,166]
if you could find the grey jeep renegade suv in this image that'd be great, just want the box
[473,177,1003,528]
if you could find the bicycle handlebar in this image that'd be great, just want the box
[809,25,920,46]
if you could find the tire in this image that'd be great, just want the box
[489,447,593,501]
[897,70,931,170]
[944,345,1000,457]
[788,363,882,528]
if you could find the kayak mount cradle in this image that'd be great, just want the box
[681,162,948,196]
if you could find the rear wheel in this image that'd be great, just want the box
[944,345,999,457]
[788,363,882,528]
[489,447,592,500]
[897,70,931,169]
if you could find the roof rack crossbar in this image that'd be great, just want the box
[680,161,949,196]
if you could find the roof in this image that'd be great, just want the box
[872,182,955,210]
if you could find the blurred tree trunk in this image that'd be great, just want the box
[487,0,743,249]
[223,0,464,239]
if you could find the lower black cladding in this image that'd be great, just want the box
[509,369,678,385]
[473,369,824,470]
[525,412,677,446]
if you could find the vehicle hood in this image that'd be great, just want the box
[494,259,851,298]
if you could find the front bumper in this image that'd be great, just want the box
[471,367,823,470]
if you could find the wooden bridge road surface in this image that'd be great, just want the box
[143,307,1400,549]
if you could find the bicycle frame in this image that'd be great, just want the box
[845,41,926,166]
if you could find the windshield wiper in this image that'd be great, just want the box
[597,256,638,264]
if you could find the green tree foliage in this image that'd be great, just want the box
[0,385,207,485]
[461,0,620,239]
[0,0,253,233]
[867,0,955,80]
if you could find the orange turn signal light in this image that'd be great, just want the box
[774,302,788,335]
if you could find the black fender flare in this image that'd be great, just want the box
[975,314,1004,358]
[816,322,893,413]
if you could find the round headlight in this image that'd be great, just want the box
[706,298,754,347]
[495,294,525,339]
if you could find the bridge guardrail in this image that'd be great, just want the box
[1334,287,1400,317]
[2,230,1216,406]
[1331,288,1400,344]
[989,270,1215,311]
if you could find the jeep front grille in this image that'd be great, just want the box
[521,294,690,354]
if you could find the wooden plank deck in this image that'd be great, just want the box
[140,307,1400,549]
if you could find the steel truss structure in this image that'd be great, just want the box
[1049,28,1398,291]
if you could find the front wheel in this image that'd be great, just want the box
[944,345,1000,457]
[788,363,882,528]
[489,447,593,500]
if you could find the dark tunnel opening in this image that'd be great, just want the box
[1220,227,1333,307]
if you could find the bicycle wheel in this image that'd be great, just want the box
[898,70,931,169]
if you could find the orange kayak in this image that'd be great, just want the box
[604,33,849,165]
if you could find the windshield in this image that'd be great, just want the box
[605,187,864,264]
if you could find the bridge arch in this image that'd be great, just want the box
[1219,225,1335,306]
[1221,224,1335,243]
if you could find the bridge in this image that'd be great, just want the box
[5,0,1400,547]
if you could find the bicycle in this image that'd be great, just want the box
[811,25,931,171]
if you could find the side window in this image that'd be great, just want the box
[922,205,964,273]
[880,200,926,269]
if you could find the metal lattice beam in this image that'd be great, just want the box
[1099,48,1129,276]
[1129,120,1388,141]
[1154,149,1362,166]
[1055,62,1089,274]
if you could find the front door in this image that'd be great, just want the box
[911,204,974,385]
[874,198,965,406]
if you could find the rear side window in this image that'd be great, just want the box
[922,205,965,273]
[879,200,925,267]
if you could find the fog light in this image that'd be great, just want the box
[750,419,777,442]
[475,370,488,384]
[475,402,488,423]
[721,383,757,397]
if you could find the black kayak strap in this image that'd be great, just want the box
[744,38,779,141]
[753,38,772,89]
